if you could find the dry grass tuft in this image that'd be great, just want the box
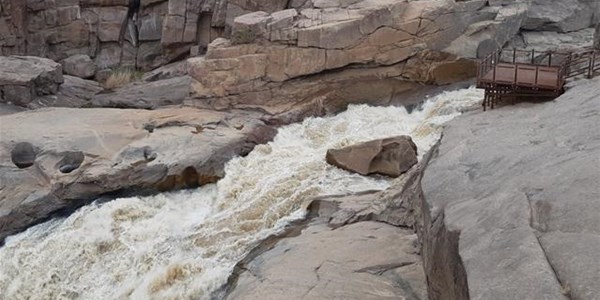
[560,283,571,296]
[103,68,144,90]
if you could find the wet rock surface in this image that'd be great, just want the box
[0,0,226,70]
[421,77,600,299]
[226,164,429,300]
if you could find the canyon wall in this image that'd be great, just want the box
[1,0,597,76]
[183,0,598,113]
[0,0,227,71]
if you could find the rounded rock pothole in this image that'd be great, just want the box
[11,142,37,169]
[57,151,85,174]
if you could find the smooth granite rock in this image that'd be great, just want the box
[522,0,595,33]
[421,77,600,299]
[226,161,430,300]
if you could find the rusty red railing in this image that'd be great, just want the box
[476,47,599,110]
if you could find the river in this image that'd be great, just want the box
[0,87,483,300]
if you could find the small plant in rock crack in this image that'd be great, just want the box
[103,67,144,90]
[231,29,257,45]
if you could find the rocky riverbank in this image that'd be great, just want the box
[1,0,599,298]
[223,159,430,299]
[223,77,600,299]
[0,106,276,242]
[421,77,600,299]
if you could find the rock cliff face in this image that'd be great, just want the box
[1,0,597,111]
[182,0,598,111]
[184,0,500,111]
[2,0,596,81]
[421,77,600,299]
[0,0,226,71]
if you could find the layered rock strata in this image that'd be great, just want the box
[0,0,226,70]
[185,0,499,110]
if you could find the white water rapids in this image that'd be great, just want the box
[0,87,483,300]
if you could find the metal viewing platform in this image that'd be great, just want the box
[476,48,600,110]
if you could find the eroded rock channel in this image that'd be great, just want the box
[223,77,600,300]
[1,0,599,298]
[0,88,483,298]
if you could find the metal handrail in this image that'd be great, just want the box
[477,48,599,111]
[564,49,600,79]
[478,48,600,89]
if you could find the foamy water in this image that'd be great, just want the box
[0,87,483,300]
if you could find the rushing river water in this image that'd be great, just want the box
[0,87,483,300]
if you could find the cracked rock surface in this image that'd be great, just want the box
[421,77,600,299]
[226,162,429,299]
[227,221,427,300]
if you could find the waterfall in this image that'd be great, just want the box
[0,87,484,300]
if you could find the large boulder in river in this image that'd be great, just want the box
[326,136,418,178]
[0,56,63,107]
